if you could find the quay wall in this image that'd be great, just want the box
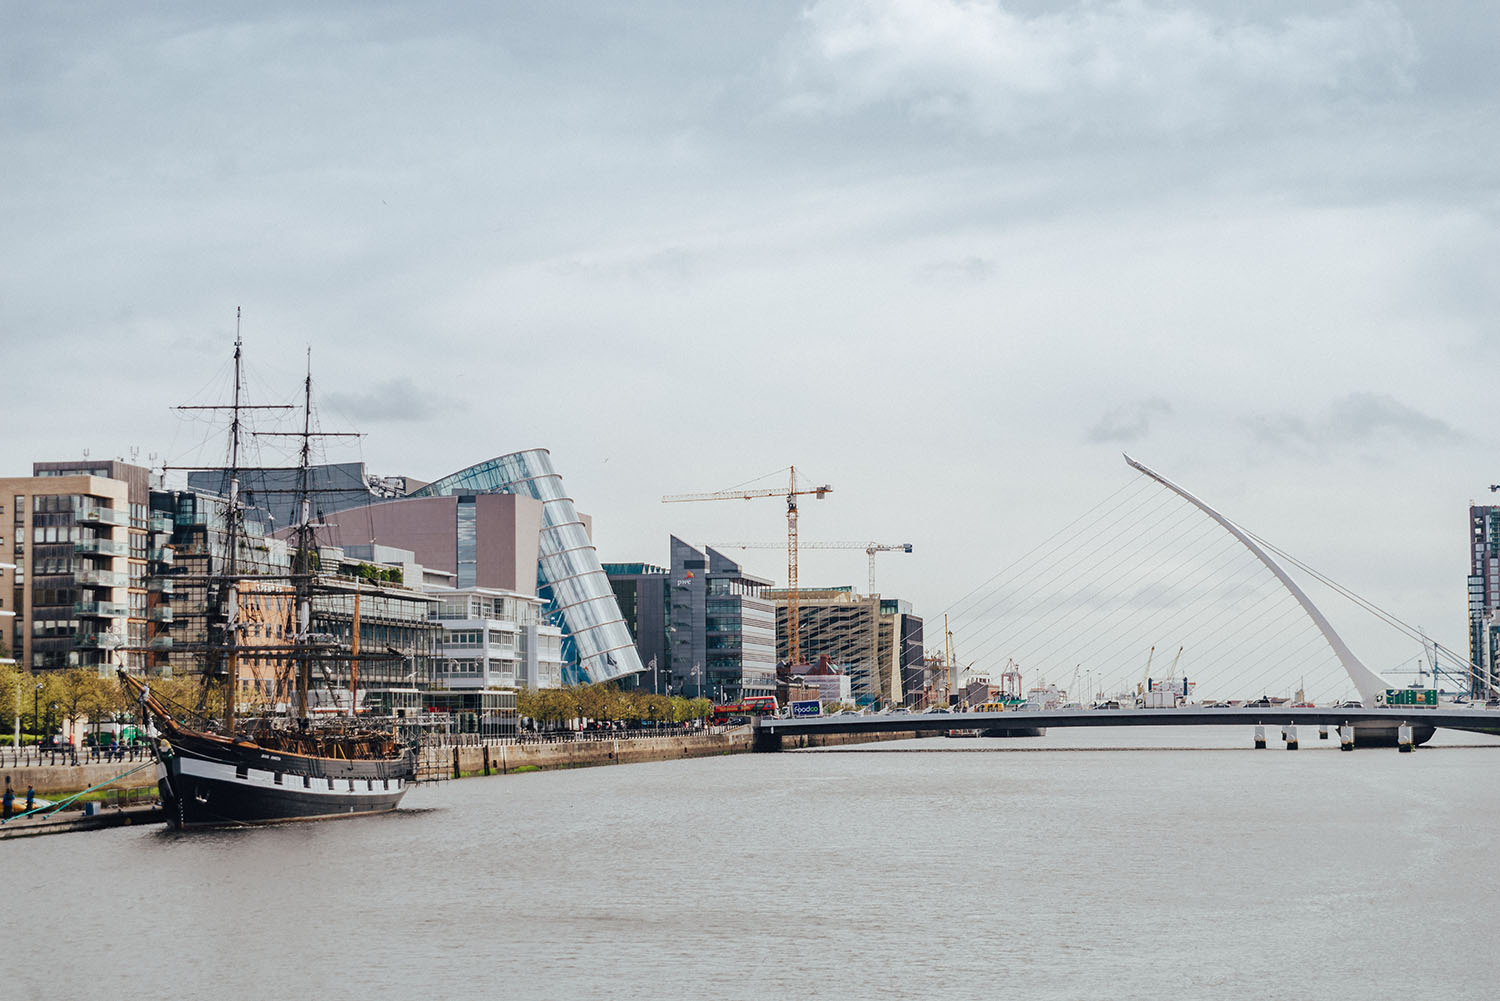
[778,728,922,750]
[1,761,157,797]
[427,730,752,778]
[423,727,921,779]
[7,728,924,793]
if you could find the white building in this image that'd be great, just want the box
[798,671,853,704]
[427,586,564,690]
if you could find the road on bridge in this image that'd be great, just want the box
[754,705,1500,750]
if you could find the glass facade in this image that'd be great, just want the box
[455,497,478,588]
[411,450,643,684]
[662,538,775,701]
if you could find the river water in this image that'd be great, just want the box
[9,727,1498,1000]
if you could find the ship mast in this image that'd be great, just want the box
[221,312,246,732]
[169,310,295,732]
[245,348,360,726]
[293,352,315,726]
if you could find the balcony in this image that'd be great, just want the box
[75,538,129,558]
[149,546,175,565]
[147,577,175,594]
[76,569,127,588]
[74,601,128,618]
[78,507,130,528]
[149,515,173,534]
[148,636,174,651]
[74,631,125,649]
[149,606,174,623]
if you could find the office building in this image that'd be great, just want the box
[767,587,923,706]
[428,585,564,691]
[200,449,642,685]
[665,538,776,702]
[606,539,775,702]
[2,460,153,674]
[1469,504,1500,698]
[602,561,670,692]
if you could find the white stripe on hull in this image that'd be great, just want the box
[176,755,406,796]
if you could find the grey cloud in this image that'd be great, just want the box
[1087,399,1173,443]
[778,0,1417,136]
[1252,393,1461,450]
[325,379,446,424]
[1327,392,1461,443]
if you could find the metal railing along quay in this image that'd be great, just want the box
[0,745,152,769]
[416,724,726,750]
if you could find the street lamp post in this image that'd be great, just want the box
[33,683,41,746]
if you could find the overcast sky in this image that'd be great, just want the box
[4,2,1497,689]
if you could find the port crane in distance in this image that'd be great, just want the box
[710,541,912,596]
[662,466,832,667]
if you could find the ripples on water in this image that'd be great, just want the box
[10,727,1498,1000]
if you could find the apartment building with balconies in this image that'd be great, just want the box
[1,460,152,674]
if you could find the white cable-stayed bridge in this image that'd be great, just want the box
[757,456,1500,752]
[938,455,1482,707]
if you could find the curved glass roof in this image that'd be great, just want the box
[412,450,642,684]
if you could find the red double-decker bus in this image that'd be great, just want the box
[707,695,779,724]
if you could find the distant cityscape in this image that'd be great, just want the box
[0,449,938,717]
[6,443,1500,717]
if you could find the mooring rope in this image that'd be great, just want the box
[1,760,157,825]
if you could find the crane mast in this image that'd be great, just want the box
[786,469,801,667]
[663,466,832,667]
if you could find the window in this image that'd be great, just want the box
[273,772,283,786]
[303,775,311,789]
[328,778,335,790]
[456,499,477,588]
[235,764,248,780]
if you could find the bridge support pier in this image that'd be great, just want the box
[1253,725,1266,749]
[752,726,783,753]
[1398,724,1414,753]
[1339,725,1354,751]
[1283,725,1298,750]
[1318,725,1329,740]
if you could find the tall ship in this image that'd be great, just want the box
[121,325,415,828]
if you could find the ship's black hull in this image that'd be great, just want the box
[154,731,413,829]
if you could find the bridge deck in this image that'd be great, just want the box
[758,706,1500,739]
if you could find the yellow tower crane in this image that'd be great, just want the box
[663,467,832,667]
[710,541,913,596]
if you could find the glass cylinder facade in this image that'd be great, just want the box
[411,449,643,684]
